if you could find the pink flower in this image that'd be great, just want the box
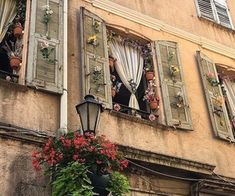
[73,154,79,161]
[207,72,214,78]
[149,114,156,121]
[113,104,121,111]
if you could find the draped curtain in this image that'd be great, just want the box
[223,79,235,128]
[109,38,144,110]
[0,0,17,43]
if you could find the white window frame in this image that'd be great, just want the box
[195,0,234,29]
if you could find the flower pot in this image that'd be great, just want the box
[146,71,154,81]
[150,100,158,110]
[88,173,110,196]
[109,57,115,72]
[9,57,21,70]
[112,88,116,97]
[13,24,23,38]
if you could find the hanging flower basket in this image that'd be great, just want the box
[150,99,159,110]
[13,23,23,38]
[146,71,154,81]
[32,131,130,196]
[9,56,21,70]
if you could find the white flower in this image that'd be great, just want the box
[94,65,102,72]
[42,5,50,10]
[149,114,156,121]
[48,10,53,15]
[40,41,49,49]
[113,104,121,112]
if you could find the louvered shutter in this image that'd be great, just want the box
[196,51,234,141]
[27,0,63,93]
[80,8,112,108]
[214,2,232,28]
[155,41,192,130]
[197,0,215,20]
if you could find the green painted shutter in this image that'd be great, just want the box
[155,41,192,130]
[80,8,112,108]
[27,0,63,93]
[196,51,234,141]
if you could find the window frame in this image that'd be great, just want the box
[195,0,234,29]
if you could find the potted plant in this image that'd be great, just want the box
[206,72,219,86]
[109,55,116,72]
[145,63,154,81]
[32,131,129,196]
[13,22,23,38]
[2,39,23,70]
[143,81,160,110]
[144,55,154,81]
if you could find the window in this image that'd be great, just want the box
[195,0,234,29]
[80,7,193,129]
[0,0,25,83]
[0,0,64,94]
[197,51,235,141]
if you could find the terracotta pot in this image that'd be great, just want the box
[146,71,154,81]
[109,58,115,72]
[13,25,23,38]
[150,100,158,110]
[111,88,116,97]
[10,57,22,70]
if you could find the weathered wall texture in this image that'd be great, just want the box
[111,0,235,48]
[68,0,235,179]
[0,138,50,195]
[0,82,60,132]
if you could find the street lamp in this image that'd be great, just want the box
[76,95,103,135]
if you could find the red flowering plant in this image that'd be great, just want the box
[32,131,128,175]
[32,131,130,195]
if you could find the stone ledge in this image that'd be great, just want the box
[0,123,215,175]
[119,145,216,175]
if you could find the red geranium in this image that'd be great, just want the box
[32,131,128,175]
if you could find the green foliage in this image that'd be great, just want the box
[107,172,130,196]
[52,162,94,196]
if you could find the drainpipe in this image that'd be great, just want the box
[59,0,68,135]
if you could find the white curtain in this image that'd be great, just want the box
[109,38,144,110]
[223,79,235,128]
[0,0,17,43]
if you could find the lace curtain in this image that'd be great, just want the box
[223,79,235,128]
[0,0,17,43]
[109,38,144,110]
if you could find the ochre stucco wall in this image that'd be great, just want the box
[110,0,235,48]
[0,82,60,132]
[68,0,235,179]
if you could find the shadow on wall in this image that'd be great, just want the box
[9,155,51,196]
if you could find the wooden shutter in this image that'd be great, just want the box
[155,41,193,130]
[196,0,215,20]
[196,51,234,141]
[80,8,112,108]
[27,0,63,93]
[214,2,232,28]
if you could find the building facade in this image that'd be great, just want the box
[0,0,235,195]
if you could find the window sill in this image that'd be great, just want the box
[109,110,162,128]
[109,110,194,131]
[0,79,28,92]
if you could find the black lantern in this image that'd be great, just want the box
[76,95,103,135]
